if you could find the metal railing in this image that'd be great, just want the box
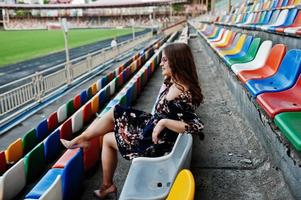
[0,32,152,122]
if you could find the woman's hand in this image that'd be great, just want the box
[152,119,166,144]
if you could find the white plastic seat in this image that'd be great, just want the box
[71,109,83,133]
[231,40,273,75]
[0,158,26,200]
[57,104,67,123]
[284,26,301,34]
[119,134,193,200]
[39,175,63,200]
[261,9,289,30]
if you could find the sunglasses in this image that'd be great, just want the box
[161,56,168,63]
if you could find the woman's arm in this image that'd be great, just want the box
[152,119,187,144]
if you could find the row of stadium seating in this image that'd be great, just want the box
[0,36,163,200]
[212,0,301,37]
[196,23,301,154]
[24,36,168,200]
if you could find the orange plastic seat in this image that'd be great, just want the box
[5,138,23,164]
[91,83,98,95]
[91,95,99,114]
[238,44,287,83]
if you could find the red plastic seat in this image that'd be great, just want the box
[256,75,301,118]
[52,148,80,168]
[73,94,81,111]
[83,102,92,124]
[60,118,72,140]
[0,151,7,174]
[275,10,301,32]
[47,112,58,132]
[83,137,100,171]
[238,44,287,83]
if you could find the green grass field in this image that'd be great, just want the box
[0,28,141,67]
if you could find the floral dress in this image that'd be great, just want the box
[113,81,204,160]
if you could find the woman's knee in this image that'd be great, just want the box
[103,132,118,150]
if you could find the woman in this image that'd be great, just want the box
[61,42,204,199]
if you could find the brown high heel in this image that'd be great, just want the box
[93,184,117,200]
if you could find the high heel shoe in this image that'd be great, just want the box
[93,184,117,200]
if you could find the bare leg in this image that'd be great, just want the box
[94,132,118,198]
[61,108,115,149]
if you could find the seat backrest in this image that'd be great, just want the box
[245,38,262,59]
[0,151,7,175]
[258,11,267,24]
[61,149,84,200]
[292,10,301,26]
[71,109,83,133]
[22,129,38,155]
[0,158,26,200]
[272,9,289,26]
[83,137,100,171]
[91,95,99,114]
[91,83,98,96]
[166,169,195,200]
[24,143,45,183]
[57,104,67,123]
[282,8,298,26]
[5,138,23,164]
[170,134,193,170]
[52,148,79,169]
[59,118,72,140]
[39,175,63,200]
[66,99,75,117]
[73,94,81,111]
[35,119,49,142]
[79,90,88,105]
[47,112,58,133]
[265,44,287,71]
[83,102,92,124]
[278,49,301,81]
[268,9,280,25]
[250,40,273,64]
[239,35,253,54]
[262,10,273,24]
[44,129,61,163]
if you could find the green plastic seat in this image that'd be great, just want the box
[66,99,75,117]
[22,129,38,155]
[225,38,261,67]
[24,143,45,183]
[274,112,301,151]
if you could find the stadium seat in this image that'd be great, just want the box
[73,95,81,111]
[35,119,49,142]
[5,138,23,164]
[218,34,248,57]
[44,129,61,163]
[66,99,75,117]
[87,87,93,99]
[212,31,235,48]
[237,44,287,83]
[91,95,99,114]
[119,134,193,200]
[47,112,58,132]
[225,38,261,67]
[274,112,301,151]
[256,74,301,118]
[231,40,273,74]
[0,158,26,200]
[22,129,39,155]
[271,8,298,32]
[36,175,63,200]
[52,149,79,169]
[109,79,116,96]
[166,169,195,200]
[0,151,7,174]
[26,149,83,200]
[71,109,84,133]
[223,35,253,60]
[57,104,67,123]
[59,118,72,140]
[80,90,88,105]
[24,143,45,183]
[83,137,100,171]
[83,102,92,124]
[261,9,289,31]
[216,33,241,50]
[91,83,98,95]
[245,49,301,96]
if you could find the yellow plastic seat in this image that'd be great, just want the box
[213,31,233,48]
[5,138,23,164]
[166,169,195,200]
[219,34,247,56]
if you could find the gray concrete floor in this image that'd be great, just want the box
[0,36,294,200]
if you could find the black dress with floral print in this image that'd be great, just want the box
[113,81,204,160]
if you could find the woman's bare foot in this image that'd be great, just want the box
[60,139,90,149]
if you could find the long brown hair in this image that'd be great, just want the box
[164,43,203,106]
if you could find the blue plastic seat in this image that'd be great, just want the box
[268,8,298,32]
[80,90,88,105]
[25,149,84,200]
[224,36,253,60]
[245,49,301,96]
[35,119,49,142]
[44,129,61,163]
